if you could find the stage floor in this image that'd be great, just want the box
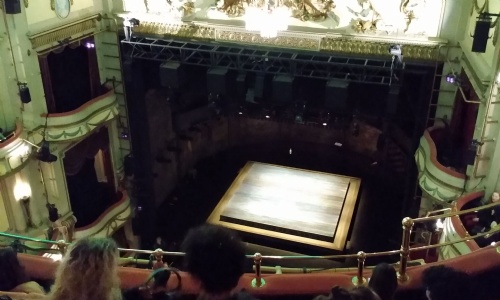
[207,162,361,250]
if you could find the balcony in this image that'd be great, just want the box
[74,191,132,239]
[42,90,119,142]
[415,127,466,203]
[0,124,33,177]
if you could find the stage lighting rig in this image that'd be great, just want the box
[123,18,140,41]
[389,44,403,64]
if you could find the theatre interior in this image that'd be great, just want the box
[0,0,500,298]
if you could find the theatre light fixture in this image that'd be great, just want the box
[23,139,58,163]
[14,181,34,228]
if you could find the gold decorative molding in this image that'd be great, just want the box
[28,14,101,53]
[134,21,215,39]
[320,38,440,61]
[216,30,320,51]
[124,18,445,61]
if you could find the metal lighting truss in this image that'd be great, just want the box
[121,37,404,85]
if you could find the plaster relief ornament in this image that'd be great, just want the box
[283,0,335,22]
[400,0,427,34]
[146,0,196,19]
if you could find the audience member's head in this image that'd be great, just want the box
[313,286,381,300]
[491,192,500,203]
[0,247,29,291]
[422,265,472,300]
[368,263,398,300]
[181,224,246,296]
[48,237,121,300]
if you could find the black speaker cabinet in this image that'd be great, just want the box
[160,62,185,89]
[386,85,400,115]
[471,17,491,53]
[325,80,349,111]
[207,68,229,95]
[272,75,294,103]
[5,0,21,14]
[123,60,135,83]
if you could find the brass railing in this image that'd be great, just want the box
[1,200,500,288]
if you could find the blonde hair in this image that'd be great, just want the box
[48,237,121,300]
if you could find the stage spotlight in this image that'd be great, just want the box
[265,115,270,119]
[22,138,57,163]
[123,18,140,41]
[445,73,457,84]
[322,123,327,126]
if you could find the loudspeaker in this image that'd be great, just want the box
[236,73,247,97]
[124,154,135,176]
[254,74,265,98]
[386,85,400,115]
[465,145,477,165]
[5,0,21,14]
[123,60,135,83]
[160,62,185,89]
[207,68,228,95]
[471,16,491,53]
[325,80,349,111]
[272,75,294,103]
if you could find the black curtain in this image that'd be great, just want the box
[46,37,100,113]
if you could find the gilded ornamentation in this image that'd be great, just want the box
[135,22,215,39]
[350,0,381,33]
[283,0,335,22]
[320,38,439,61]
[400,0,427,33]
[217,0,250,17]
[216,30,320,50]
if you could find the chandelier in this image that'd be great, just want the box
[245,4,290,38]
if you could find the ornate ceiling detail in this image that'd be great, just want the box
[216,29,321,50]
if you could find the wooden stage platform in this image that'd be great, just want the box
[207,162,361,251]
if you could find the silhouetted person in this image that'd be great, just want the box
[368,263,398,300]
[313,286,381,300]
[422,265,473,300]
[181,224,257,300]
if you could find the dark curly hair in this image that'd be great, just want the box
[368,263,397,300]
[181,224,246,294]
[0,247,29,291]
[422,265,472,300]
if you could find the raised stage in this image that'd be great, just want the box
[207,162,361,251]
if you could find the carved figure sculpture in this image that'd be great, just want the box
[350,0,381,33]
[218,0,252,17]
[283,0,335,22]
[400,0,426,33]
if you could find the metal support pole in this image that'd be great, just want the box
[398,217,414,283]
[251,253,265,288]
[353,251,366,286]
[56,240,67,256]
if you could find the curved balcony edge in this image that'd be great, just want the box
[41,90,119,142]
[440,191,484,260]
[74,191,132,239]
[0,123,34,178]
[16,243,500,296]
[415,129,466,203]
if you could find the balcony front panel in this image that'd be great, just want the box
[415,130,466,203]
[0,124,33,178]
[74,191,132,239]
[44,90,118,142]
